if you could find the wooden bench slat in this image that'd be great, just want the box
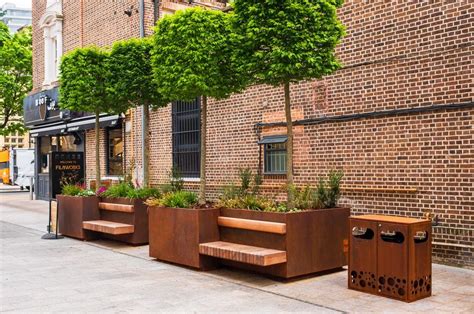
[218,217,286,234]
[83,220,134,235]
[98,202,134,213]
[199,241,287,266]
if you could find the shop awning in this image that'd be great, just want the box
[29,115,121,137]
[258,135,288,145]
[66,115,121,132]
[30,123,67,137]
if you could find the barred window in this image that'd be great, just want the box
[172,98,201,178]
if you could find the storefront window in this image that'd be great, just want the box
[59,134,81,152]
[107,126,123,176]
[40,136,51,173]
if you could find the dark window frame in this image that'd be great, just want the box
[259,136,288,175]
[172,98,201,178]
[106,124,124,176]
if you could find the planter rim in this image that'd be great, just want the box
[57,194,97,198]
[148,205,218,211]
[100,196,147,200]
[221,207,350,215]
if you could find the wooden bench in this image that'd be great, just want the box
[83,220,134,235]
[199,241,287,266]
[218,217,286,234]
[98,202,134,213]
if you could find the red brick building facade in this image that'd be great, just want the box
[31,1,473,267]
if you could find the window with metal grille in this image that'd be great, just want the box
[172,98,201,178]
[259,136,288,175]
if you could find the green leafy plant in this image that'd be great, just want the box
[126,187,161,200]
[233,0,346,208]
[218,170,343,211]
[314,179,327,209]
[61,184,83,196]
[252,173,263,195]
[288,170,344,209]
[146,191,198,209]
[0,24,31,136]
[217,168,277,211]
[77,189,96,197]
[326,170,344,208]
[100,182,133,198]
[100,182,161,199]
[217,194,276,212]
[238,168,252,192]
[169,167,184,192]
[152,8,248,204]
[291,184,318,210]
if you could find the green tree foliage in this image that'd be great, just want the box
[108,38,164,110]
[232,0,345,208]
[152,8,247,203]
[0,23,32,136]
[108,37,167,187]
[59,46,114,190]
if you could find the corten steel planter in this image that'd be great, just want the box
[217,207,350,279]
[57,195,100,240]
[99,197,149,245]
[349,215,432,302]
[148,207,220,269]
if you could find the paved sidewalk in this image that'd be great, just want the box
[1,191,473,312]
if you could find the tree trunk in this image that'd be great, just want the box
[199,95,207,205]
[284,82,295,209]
[95,110,101,191]
[142,103,150,187]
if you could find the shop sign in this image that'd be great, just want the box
[50,152,84,199]
[23,87,62,126]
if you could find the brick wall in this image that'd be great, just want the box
[31,0,474,267]
[31,0,45,93]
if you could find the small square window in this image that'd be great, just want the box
[259,136,287,175]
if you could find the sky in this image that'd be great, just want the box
[0,0,31,9]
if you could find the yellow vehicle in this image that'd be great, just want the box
[0,149,10,184]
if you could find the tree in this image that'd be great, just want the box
[0,23,32,136]
[232,0,345,208]
[152,8,246,204]
[59,46,113,190]
[108,37,166,187]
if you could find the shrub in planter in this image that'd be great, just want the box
[211,170,350,279]
[57,184,100,240]
[146,189,219,269]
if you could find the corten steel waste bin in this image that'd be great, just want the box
[348,215,431,302]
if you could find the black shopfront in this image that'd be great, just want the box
[24,87,121,200]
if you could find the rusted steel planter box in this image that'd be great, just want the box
[57,195,100,240]
[99,197,149,245]
[217,207,350,279]
[148,207,220,269]
[349,215,432,302]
